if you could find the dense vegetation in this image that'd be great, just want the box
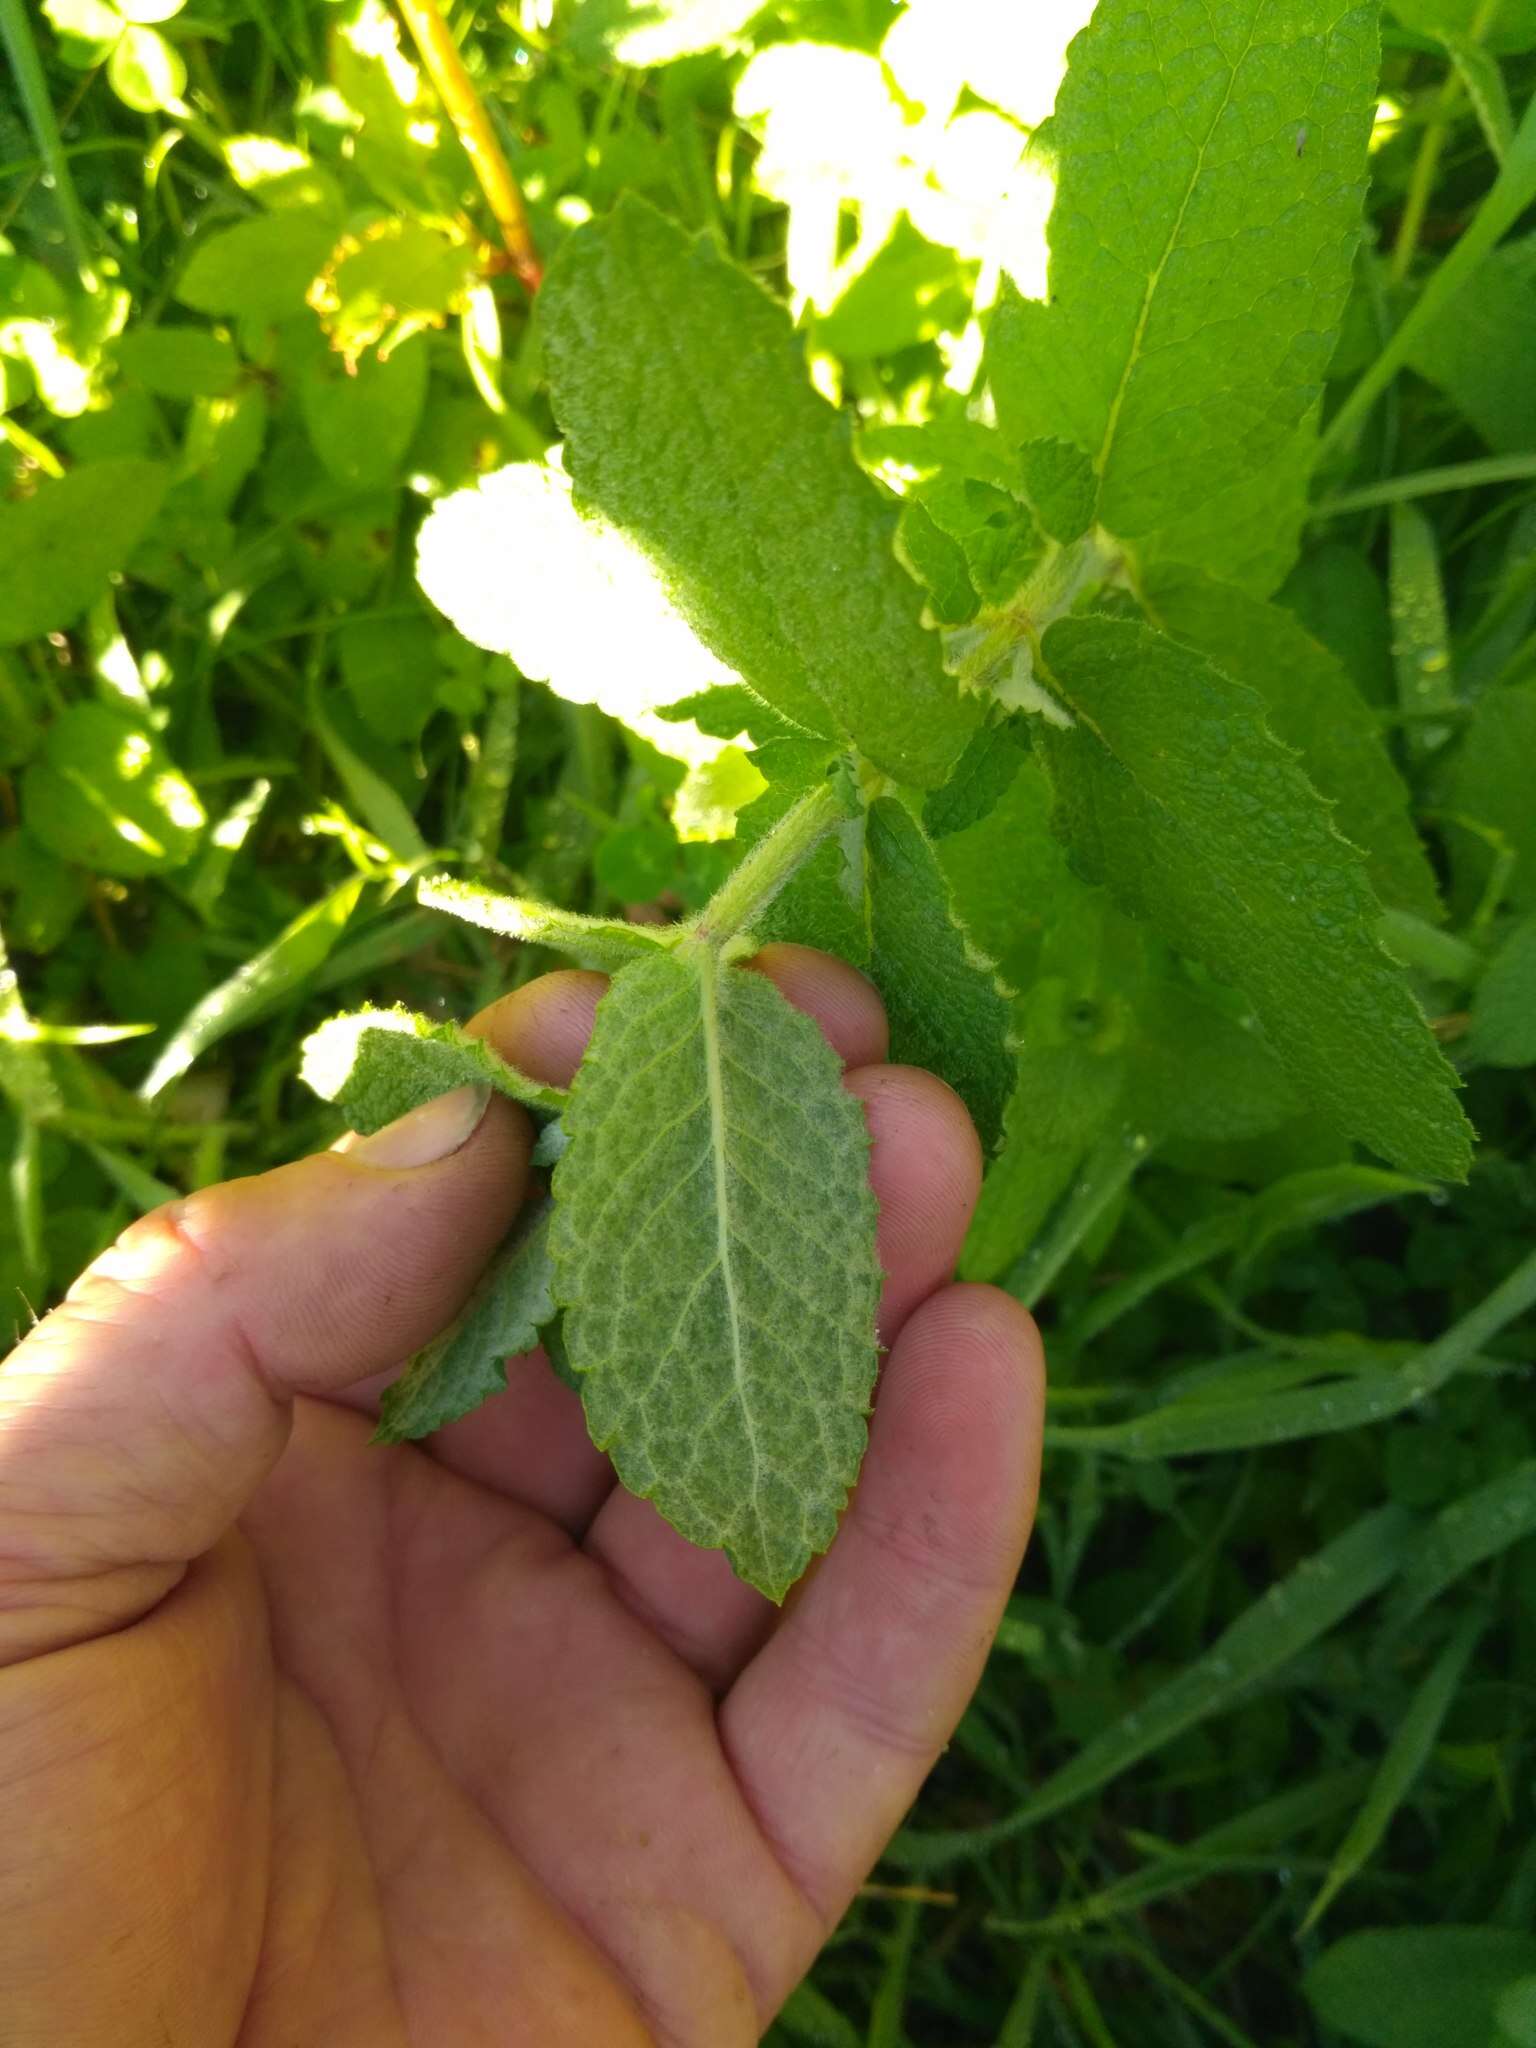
[3,0,1536,2040]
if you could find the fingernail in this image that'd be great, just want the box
[343,1084,491,1169]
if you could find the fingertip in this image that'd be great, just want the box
[747,945,888,1067]
[844,1066,983,1339]
[469,970,610,1088]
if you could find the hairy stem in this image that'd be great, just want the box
[685,776,849,952]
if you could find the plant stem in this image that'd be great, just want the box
[1390,72,1463,286]
[0,0,95,284]
[394,0,542,292]
[684,777,848,952]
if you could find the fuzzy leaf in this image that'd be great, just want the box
[988,0,1378,594]
[865,798,1015,1152]
[735,766,1016,1148]
[420,873,677,971]
[1143,563,1442,921]
[922,714,1032,840]
[1037,617,1472,1181]
[549,950,881,1599]
[376,1202,557,1442]
[301,1004,567,1130]
[540,194,977,786]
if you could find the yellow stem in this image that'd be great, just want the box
[394,0,541,292]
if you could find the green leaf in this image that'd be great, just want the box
[114,324,237,400]
[1143,563,1442,920]
[23,704,204,879]
[177,212,338,324]
[654,684,801,746]
[988,0,1378,594]
[310,217,478,361]
[375,1202,557,1442]
[1301,1608,1484,1931]
[1407,236,1536,451]
[141,876,365,1097]
[419,872,677,971]
[738,772,1017,1150]
[107,23,185,111]
[336,614,437,745]
[301,335,428,492]
[549,949,881,1599]
[300,1005,566,1133]
[894,1505,1414,1868]
[1036,616,1472,1181]
[42,0,122,66]
[922,713,1031,841]
[1466,915,1536,1067]
[540,195,977,787]
[862,798,1015,1151]
[0,459,168,645]
[1306,1928,1536,2048]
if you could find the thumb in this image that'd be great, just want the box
[0,1082,528,1665]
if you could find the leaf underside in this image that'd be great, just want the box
[376,1201,557,1442]
[300,1004,566,1129]
[549,949,881,1600]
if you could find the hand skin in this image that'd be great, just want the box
[0,946,1043,2048]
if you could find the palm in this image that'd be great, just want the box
[236,1387,815,2047]
[2,957,1040,2048]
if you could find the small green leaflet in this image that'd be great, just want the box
[988,0,1378,594]
[419,872,676,970]
[1142,564,1443,921]
[549,949,881,1599]
[0,461,170,645]
[540,195,977,787]
[735,760,1016,1150]
[922,713,1031,841]
[1036,617,1472,1181]
[865,799,1015,1154]
[23,702,205,879]
[376,1201,557,1442]
[300,1004,567,1129]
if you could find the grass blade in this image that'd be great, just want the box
[891,1507,1414,1871]
[1324,86,1536,451]
[141,877,365,1097]
[1380,1460,1536,1639]
[1043,1246,1536,1460]
[1300,1606,1485,1931]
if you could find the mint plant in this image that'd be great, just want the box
[305,0,1472,1599]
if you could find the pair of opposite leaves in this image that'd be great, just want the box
[306,0,1474,1594]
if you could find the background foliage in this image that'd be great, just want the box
[2,0,1536,2041]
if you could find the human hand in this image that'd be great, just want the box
[0,947,1042,2048]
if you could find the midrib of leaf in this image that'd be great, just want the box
[697,947,761,1513]
[1094,6,1264,488]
